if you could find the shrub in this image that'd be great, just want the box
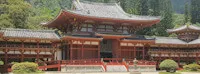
[11,62,41,73]
[159,59,179,72]
[0,61,4,65]
[183,63,200,71]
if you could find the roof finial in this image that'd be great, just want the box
[186,22,190,27]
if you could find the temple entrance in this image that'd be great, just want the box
[100,52,112,58]
[100,39,114,58]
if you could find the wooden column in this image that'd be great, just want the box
[98,41,100,59]
[66,41,69,60]
[118,41,121,58]
[196,53,198,64]
[51,42,55,61]
[178,53,180,66]
[5,49,8,65]
[70,40,73,60]
[81,40,84,59]
[142,45,145,60]
[5,39,8,64]
[20,41,24,62]
[134,45,136,59]
[36,41,40,62]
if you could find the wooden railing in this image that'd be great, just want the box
[5,58,156,72]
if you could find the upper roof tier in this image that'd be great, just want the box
[45,0,161,28]
[167,25,200,33]
[167,24,200,42]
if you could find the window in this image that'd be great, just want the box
[81,24,93,32]
[97,25,114,32]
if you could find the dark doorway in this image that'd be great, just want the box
[100,52,112,58]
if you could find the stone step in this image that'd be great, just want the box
[130,72,141,74]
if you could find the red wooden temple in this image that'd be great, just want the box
[0,28,60,65]
[149,25,200,66]
[44,0,160,61]
[1,0,200,72]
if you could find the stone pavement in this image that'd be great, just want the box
[44,71,159,74]
[181,72,200,74]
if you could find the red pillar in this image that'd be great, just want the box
[178,53,180,66]
[142,46,145,60]
[21,41,24,62]
[134,45,136,59]
[36,41,40,62]
[119,41,121,58]
[5,49,8,65]
[196,53,198,64]
[81,40,84,59]
[5,40,8,65]
[51,42,55,61]
[70,40,73,60]
[98,41,100,59]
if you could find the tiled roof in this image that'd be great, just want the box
[0,28,60,40]
[124,35,155,40]
[167,25,200,33]
[155,37,200,44]
[72,0,160,21]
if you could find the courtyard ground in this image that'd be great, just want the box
[7,71,200,74]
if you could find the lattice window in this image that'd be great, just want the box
[81,24,93,32]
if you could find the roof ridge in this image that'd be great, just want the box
[1,28,56,33]
[78,0,117,6]
[155,36,178,39]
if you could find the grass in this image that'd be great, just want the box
[159,72,181,74]
[178,69,200,72]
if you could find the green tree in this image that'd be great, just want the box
[137,0,173,36]
[8,0,31,28]
[0,0,31,28]
[191,0,200,24]
[184,2,190,23]
[140,0,149,15]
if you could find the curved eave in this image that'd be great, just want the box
[121,39,155,44]
[62,36,103,41]
[167,25,200,33]
[44,10,67,28]
[95,33,131,39]
[45,10,161,28]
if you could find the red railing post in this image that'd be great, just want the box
[58,60,61,71]
[122,58,129,72]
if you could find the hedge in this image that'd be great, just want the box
[159,59,178,72]
[11,62,42,73]
[0,61,4,65]
[183,63,200,71]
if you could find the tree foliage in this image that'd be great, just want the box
[191,0,200,24]
[159,59,179,72]
[11,62,41,73]
[183,63,200,71]
[136,0,173,36]
[0,61,4,65]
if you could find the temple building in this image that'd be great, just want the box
[0,28,60,64]
[149,25,200,66]
[44,0,160,60]
[1,0,200,68]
